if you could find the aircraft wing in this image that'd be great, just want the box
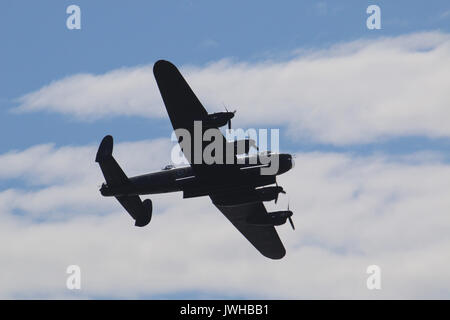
[153,60,208,130]
[213,201,286,259]
[153,60,232,176]
[153,60,285,258]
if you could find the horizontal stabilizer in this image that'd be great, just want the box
[95,135,152,227]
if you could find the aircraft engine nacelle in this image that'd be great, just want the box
[255,186,285,202]
[203,111,235,128]
[227,139,257,155]
[212,186,285,206]
[247,210,293,227]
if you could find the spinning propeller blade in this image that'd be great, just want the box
[274,182,286,204]
[224,105,236,130]
[287,201,295,230]
[288,216,295,230]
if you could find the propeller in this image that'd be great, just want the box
[274,182,286,204]
[287,201,295,230]
[224,105,236,130]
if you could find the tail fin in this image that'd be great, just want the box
[96,135,152,227]
[95,135,129,186]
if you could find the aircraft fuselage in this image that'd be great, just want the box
[100,153,294,199]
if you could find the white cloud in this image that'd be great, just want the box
[15,67,165,120]
[14,31,450,145]
[0,138,173,219]
[0,141,449,298]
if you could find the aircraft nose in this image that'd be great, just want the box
[286,154,295,170]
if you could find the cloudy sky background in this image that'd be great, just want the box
[1,0,450,298]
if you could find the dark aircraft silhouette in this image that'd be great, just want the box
[96,60,295,259]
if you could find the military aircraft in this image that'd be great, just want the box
[96,60,295,259]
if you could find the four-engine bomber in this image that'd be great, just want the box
[96,60,295,259]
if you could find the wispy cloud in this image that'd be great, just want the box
[14,32,450,146]
[315,1,328,16]
[1,141,450,298]
[201,39,219,48]
[440,10,450,19]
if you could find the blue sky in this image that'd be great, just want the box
[1,0,449,152]
[1,1,450,299]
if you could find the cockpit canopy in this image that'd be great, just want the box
[162,164,175,170]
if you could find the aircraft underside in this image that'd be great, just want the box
[96,60,295,259]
